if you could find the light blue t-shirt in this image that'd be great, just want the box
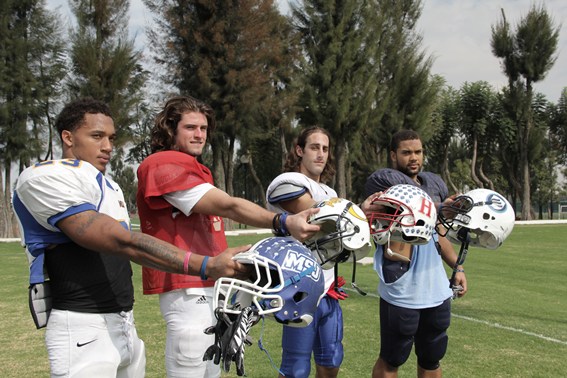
[374,234,453,309]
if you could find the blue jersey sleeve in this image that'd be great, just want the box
[365,168,416,196]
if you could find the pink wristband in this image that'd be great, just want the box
[183,251,192,275]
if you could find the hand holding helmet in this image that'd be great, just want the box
[367,184,437,246]
[438,188,515,249]
[303,198,372,269]
[213,237,325,327]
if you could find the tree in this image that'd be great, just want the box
[459,81,497,189]
[144,0,296,198]
[68,0,147,142]
[549,88,567,164]
[426,85,460,193]
[68,0,148,207]
[347,0,441,200]
[110,148,137,212]
[0,0,67,237]
[491,5,560,219]
[291,0,379,197]
[28,3,68,162]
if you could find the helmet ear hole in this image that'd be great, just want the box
[293,291,308,303]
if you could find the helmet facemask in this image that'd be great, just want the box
[368,184,437,247]
[214,237,325,327]
[304,199,371,269]
[438,189,515,250]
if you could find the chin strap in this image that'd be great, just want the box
[350,258,367,295]
[257,317,286,376]
[283,265,315,287]
[385,232,411,262]
[449,227,470,299]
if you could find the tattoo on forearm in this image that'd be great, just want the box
[74,212,99,237]
[131,232,182,272]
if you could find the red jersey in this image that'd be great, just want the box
[136,151,228,294]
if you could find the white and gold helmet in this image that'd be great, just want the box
[304,198,371,269]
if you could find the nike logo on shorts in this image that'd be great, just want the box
[76,339,97,347]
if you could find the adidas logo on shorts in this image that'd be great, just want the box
[196,295,208,305]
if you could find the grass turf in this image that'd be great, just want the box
[1,224,566,377]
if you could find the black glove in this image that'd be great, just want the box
[203,306,259,376]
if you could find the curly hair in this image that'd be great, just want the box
[55,98,112,140]
[283,126,336,184]
[151,95,215,153]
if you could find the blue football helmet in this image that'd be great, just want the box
[213,237,325,327]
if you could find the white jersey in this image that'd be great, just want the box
[266,172,337,212]
[266,172,337,291]
[13,159,130,284]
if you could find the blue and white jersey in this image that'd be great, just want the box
[266,172,337,212]
[266,172,338,292]
[13,159,130,285]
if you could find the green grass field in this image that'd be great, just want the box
[1,224,566,377]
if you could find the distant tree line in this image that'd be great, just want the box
[1,0,566,237]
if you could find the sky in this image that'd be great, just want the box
[46,0,567,101]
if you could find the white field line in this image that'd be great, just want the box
[343,287,567,346]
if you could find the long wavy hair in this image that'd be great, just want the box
[150,95,215,153]
[283,126,336,184]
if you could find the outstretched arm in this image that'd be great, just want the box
[57,210,251,281]
[192,187,320,241]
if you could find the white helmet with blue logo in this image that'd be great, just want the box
[440,188,515,249]
[213,237,325,327]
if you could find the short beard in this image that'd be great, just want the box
[399,165,419,179]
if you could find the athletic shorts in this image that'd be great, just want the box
[45,309,145,377]
[159,288,218,378]
[280,295,344,378]
[379,298,451,370]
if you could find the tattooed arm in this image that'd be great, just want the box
[57,210,250,280]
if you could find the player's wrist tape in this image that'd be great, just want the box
[272,213,280,234]
[200,256,209,280]
[453,267,465,273]
[272,212,290,236]
[183,251,192,275]
[280,212,289,235]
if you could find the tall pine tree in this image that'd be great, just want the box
[68,0,148,202]
[291,0,377,197]
[68,0,147,146]
[144,0,297,196]
[491,5,560,219]
[0,0,67,237]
